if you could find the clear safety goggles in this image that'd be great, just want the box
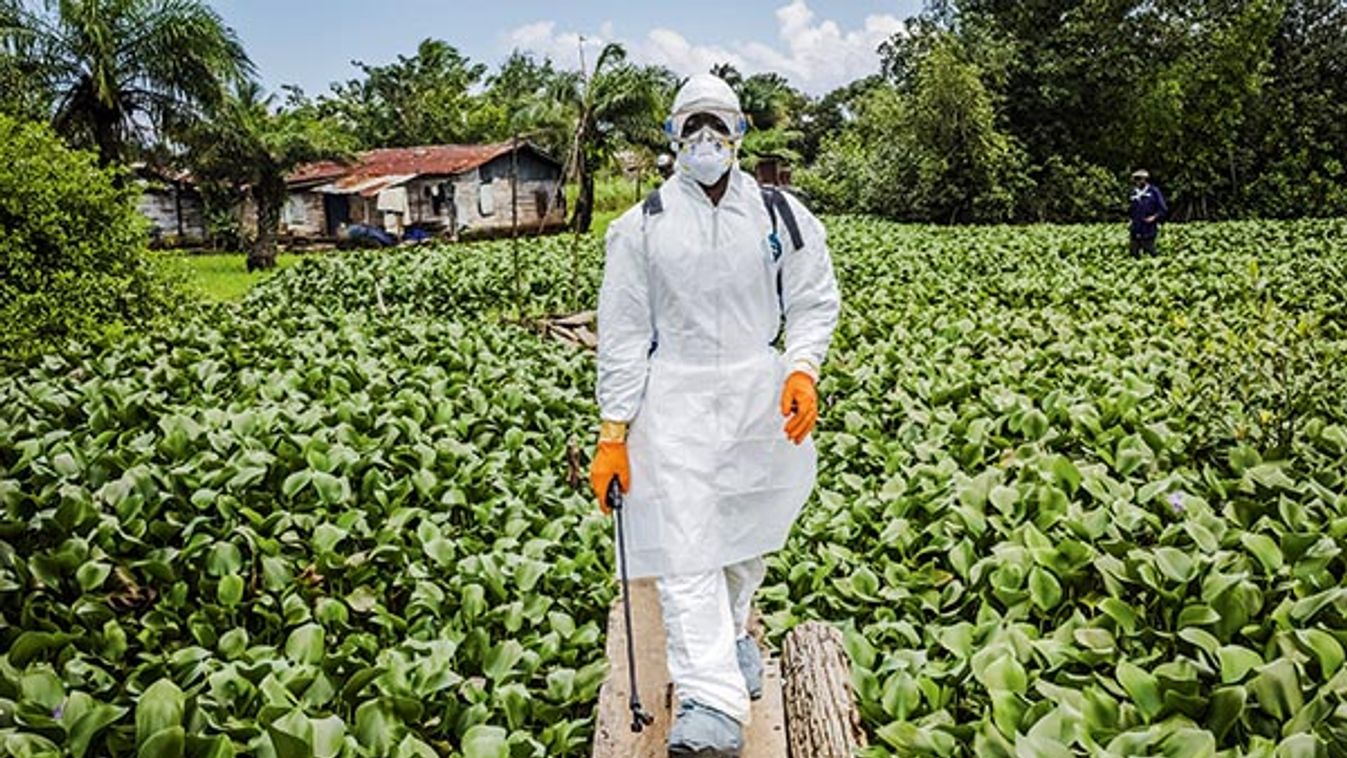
[676,125,737,151]
[665,108,747,144]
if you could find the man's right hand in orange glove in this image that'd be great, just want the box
[589,421,630,515]
[780,371,818,445]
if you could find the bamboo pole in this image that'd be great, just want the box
[511,132,521,321]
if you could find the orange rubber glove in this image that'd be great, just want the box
[590,439,630,515]
[780,371,818,445]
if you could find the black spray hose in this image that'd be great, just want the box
[609,477,655,733]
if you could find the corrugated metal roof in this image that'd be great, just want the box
[288,142,558,188]
[313,173,417,197]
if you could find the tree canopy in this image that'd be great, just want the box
[0,0,251,165]
[187,82,352,269]
[3,3,1345,227]
[316,38,486,149]
[809,0,1347,222]
[0,112,180,362]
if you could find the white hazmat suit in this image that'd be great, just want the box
[596,75,841,727]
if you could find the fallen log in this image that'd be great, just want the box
[781,621,867,757]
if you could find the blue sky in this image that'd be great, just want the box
[210,1,922,96]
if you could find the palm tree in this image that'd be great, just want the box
[709,62,744,90]
[187,82,351,270]
[738,72,803,132]
[548,43,673,233]
[740,126,804,173]
[479,50,572,158]
[1,0,251,165]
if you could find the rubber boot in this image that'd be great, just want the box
[667,700,743,758]
[736,637,764,700]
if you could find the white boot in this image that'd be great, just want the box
[667,700,744,758]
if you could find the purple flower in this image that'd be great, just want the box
[52,702,64,720]
[1167,492,1186,515]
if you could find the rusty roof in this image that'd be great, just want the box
[288,142,558,188]
[316,173,419,198]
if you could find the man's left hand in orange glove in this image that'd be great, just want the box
[780,371,818,445]
[589,421,630,514]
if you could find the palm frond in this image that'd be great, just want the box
[10,0,253,163]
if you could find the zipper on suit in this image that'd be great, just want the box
[711,200,723,436]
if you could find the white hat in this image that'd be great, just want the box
[666,74,746,141]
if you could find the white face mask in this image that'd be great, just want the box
[677,127,736,186]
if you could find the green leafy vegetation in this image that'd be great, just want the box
[0,114,183,366]
[0,0,250,166]
[766,218,1347,755]
[2,217,1345,756]
[0,285,609,756]
[9,1,1345,230]
[186,83,353,270]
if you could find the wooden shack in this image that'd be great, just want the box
[754,154,793,188]
[134,166,206,247]
[285,142,566,242]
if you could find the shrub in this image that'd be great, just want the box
[1025,155,1128,223]
[800,48,1031,225]
[0,114,181,365]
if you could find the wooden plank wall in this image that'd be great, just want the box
[136,188,206,244]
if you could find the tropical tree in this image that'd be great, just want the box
[547,43,673,233]
[740,125,803,172]
[0,53,42,119]
[803,38,1028,223]
[902,38,1027,222]
[0,0,251,165]
[0,11,49,122]
[187,82,351,270]
[471,51,567,150]
[871,0,1347,220]
[0,112,181,363]
[740,71,805,132]
[1249,0,1347,217]
[318,38,486,149]
[796,75,884,164]
[1128,0,1283,218]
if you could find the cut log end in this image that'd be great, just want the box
[781,621,867,758]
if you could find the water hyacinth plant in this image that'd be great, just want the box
[1,217,1345,756]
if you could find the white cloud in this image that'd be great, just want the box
[499,1,905,95]
[503,21,594,68]
[643,28,744,77]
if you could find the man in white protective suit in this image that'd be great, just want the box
[589,73,840,757]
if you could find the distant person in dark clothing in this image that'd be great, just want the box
[1129,169,1168,255]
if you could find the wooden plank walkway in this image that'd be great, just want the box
[591,579,788,758]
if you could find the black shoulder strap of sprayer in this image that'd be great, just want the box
[641,185,803,254]
[642,189,664,217]
[760,186,804,254]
